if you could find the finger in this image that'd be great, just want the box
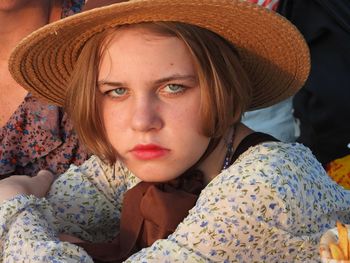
[31,170,56,197]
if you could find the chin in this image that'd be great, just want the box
[137,174,179,183]
[131,167,180,183]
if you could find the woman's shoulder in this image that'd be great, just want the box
[231,141,320,176]
[204,141,350,213]
[204,142,312,187]
[195,141,350,236]
[238,141,314,161]
[202,141,343,204]
[214,141,332,192]
[223,141,319,177]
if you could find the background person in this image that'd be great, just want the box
[278,0,350,188]
[0,0,90,178]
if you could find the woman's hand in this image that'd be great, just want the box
[0,170,55,204]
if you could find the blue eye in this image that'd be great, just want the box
[106,88,127,97]
[163,84,185,94]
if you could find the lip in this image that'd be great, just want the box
[130,144,170,160]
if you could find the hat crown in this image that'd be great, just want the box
[9,0,310,108]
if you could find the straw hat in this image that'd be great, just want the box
[9,0,310,110]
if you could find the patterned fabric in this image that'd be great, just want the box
[0,94,89,177]
[326,154,350,190]
[0,2,89,178]
[1,142,349,262]
[62,0,86,17]
[247,0,280,11]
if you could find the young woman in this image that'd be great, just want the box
[1,0,349,262]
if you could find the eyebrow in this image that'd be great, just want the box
[97,74,198,87]
[153,74,198,85]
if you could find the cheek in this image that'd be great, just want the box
[101,101,124,142]
[175,101,203,135]
[170,103,209,151]
[101,101,111,130]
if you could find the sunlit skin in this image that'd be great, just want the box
[0,0,32,12]
[98,26,213,183]
[0,0,51,127]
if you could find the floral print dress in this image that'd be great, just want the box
[0,94,89,177]
[1,142,350,262]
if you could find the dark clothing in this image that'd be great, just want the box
[278,0,350,165]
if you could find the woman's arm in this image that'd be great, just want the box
[1,194,93,262]
[46,155,128,242]
[0,155,138,262]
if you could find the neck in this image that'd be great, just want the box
[199,122,253,184]
[0,0,52,61]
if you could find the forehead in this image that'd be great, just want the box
[98,25,197,80]
[102,23,179,49]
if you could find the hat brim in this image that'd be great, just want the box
[9,0,310,110]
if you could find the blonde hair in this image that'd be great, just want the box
[66,22,252,164]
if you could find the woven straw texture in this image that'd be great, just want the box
[9,0,310,109]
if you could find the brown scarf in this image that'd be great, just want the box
[76,132,278,262]
[77,170,203,262]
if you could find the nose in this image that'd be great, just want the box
[131,96,163,132]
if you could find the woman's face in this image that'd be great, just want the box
[98,27,210,182]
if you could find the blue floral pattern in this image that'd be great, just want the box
[0,142,350,262]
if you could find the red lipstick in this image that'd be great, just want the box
[130,144,169,160]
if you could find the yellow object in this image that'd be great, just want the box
[329,242,345,260]
[337,221,349,260]
[326,155,350,189]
